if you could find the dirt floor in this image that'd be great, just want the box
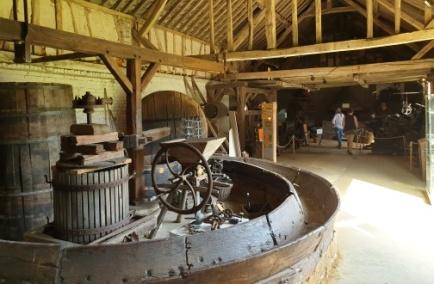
[278,140,434,284]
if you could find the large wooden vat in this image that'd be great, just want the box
[53,164,130,244]
[142,90,209,166]
[0,82,75,240]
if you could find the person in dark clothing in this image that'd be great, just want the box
[345,109,359,155]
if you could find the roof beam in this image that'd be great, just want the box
[138,0,167,36]
[100,54,133,95]
[0,18,223,73]
[376,0,424,30]
[228,59,434,80]
[226,28,434,62]
[342,0,418,51]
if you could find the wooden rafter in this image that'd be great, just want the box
[141,63,160,91]
[226,28,434,62]
[138,0,167,36]
[342,0,419,51]
[0,18,224,73]
[376,0,424,30]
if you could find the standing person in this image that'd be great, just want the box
[345,109,359,155]
[332,108,345,148]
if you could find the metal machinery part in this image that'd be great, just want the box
[152,141,213,214]
[72,91,113,124]
[209,158,233,201]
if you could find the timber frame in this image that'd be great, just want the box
[1,0,434,201]
[206,82,276,153]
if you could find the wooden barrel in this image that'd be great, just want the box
[53,165,130,244]
[142,91,208,163]
[0,82,75,240]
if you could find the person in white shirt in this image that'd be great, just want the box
[332,108,345,148]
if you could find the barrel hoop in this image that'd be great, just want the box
[0,188,52,197]
[0,109,74,118]
[53,175,129,192]
[0,135,60,145]
[59,218,130,236]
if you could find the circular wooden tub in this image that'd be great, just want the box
[0,159,339,284]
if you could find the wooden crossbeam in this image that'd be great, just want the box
[228,59,434,80]
[265,0,276,49]
[100,55,133,95]
[32,52,95,63]
[138,0,167,36]
[0,18,223,73]
[226,28,434,62]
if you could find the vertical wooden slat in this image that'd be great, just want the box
[315,0,322,43]
[394,0,401,34]
[227,0,234,51]
[292,0,298,46]
[99,171,105,229]
[265,0,276,49]
[88,172,95,241]
[247,0,254,50]
[425,3,432,26]
[82,173,89,243]
[209,0,215,53]
[367,0,373,38]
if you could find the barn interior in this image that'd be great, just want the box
[0,0,434,283]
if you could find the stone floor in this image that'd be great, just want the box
[278,141,434,284]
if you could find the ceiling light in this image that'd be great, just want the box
[425,0,432,7]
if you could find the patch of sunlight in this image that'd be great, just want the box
[337,179,434,249]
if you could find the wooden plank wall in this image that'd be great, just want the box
[0,0,211,78]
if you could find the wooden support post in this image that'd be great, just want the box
[425,3,433,26]
[327,0,332,9]
[292,0,299,46]
[126,58,144,205]
[227,0,234,51]
[394,0,401,34]
[367,0,373,38]
[209,0,215,54]
[54,0,63,55]
[236,87,247,150]
[14,0,31,63]
[315,0,322,43]
[265,0,277,49]
[247,0,254,50]
[100,55,133,95]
